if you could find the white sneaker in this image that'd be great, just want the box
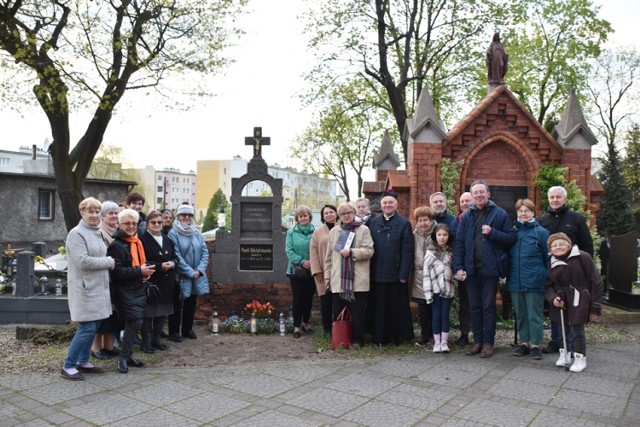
[555,348,572,367]
[569,353,587,372]
[432,343,442,353]
[440,343,450,353]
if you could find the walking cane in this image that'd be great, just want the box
[559,302,570,371]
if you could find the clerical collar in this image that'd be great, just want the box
[383,213,395,220]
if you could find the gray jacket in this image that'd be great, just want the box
[66,220,115,322]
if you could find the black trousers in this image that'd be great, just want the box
[458,280,471,335]
[332,292,367,345]
[290,275,315,328]
[168,285,197,335]
[319,292,333,333]
[416,299,432,343]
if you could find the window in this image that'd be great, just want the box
[0,157,9,166]
[157,175,163,181]
[38,189,55,220]
[156,197,163,204]
[157,186,163,192]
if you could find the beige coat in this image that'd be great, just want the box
[324,225,374,294]
[66,220,115,322]
[310,224,333,296]
[411,226,435,299]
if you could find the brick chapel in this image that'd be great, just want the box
[363,85,603,222]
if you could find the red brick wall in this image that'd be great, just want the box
[409,143,442,218]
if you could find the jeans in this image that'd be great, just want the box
[466,272,498,345]
[432,294,453,334]
[64,320,101,369]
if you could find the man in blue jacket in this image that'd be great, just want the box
[454,180,517,358]
[430,192,457,237]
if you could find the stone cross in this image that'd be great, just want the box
[244,127,271,159]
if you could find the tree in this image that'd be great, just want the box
[303,0,498,161]
[622,125,640,231]
[0,0,246,230]
[500,0,612,125]
[586,47,640,150]
[534,163,588,217]
[88,144,138,181]
[293,80,385,200]
[597,144,635,236]
[202,189,229,232]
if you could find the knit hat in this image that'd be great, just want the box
[547,232,572,250]
[382,188,398,199]
[177,204,195,216]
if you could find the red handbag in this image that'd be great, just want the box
[331,306,352,350]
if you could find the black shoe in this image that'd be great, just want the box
[542,341,560,354]
[103,347,120,357]
[151,342,168,351]
[77,364,105,374]
[531,347,543,360]
[160,330,169,338]
[127,356,145,368]
[91,349,110,360]
[456,334,469,347]
[61,368,85,381]
[301,325,314,334]
[117,358,128,374]
[167,333,183,343]
[513,345,530,357]
[292,331,301,339]
[141,345,155,354]
[132,335,142,345]
[182,330,197,339]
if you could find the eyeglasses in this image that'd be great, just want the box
[148,220,163,225]
[340,211,355,216]
[120,222,137,227]
[550,242,570,248]
[517,209,532,214]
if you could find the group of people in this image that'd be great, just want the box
[61,193,209,380]
[286,181,603,373]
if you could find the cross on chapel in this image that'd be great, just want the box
[244,127,270,159]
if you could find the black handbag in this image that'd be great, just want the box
[146,283,161,305]
[291,265,311,279]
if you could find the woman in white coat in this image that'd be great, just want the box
[61,197,115,380]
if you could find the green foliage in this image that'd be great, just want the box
[597,144,635,236]
[440,158,463,212]
[502,0,612,125]
[622,125,640,232]
[202,189,229,232]
[292,79,386,200]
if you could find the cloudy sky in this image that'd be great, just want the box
[0,0,638,176]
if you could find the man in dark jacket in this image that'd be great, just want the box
[368,189,415,345]
[454,181,517,358]
[430,192,457,237]
[539,185,594,354]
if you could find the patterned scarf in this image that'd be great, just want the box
[121,235,146,267]
[173,218,197,236]
[340,221,361,301]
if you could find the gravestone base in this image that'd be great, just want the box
[195,282,320,322]
[607,289,640,312]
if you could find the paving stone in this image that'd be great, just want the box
[163,392,250,423]
[20,381,104,406]
[0,399,25,418]
[564,374,634,398]
[341,399,426,426]
[377,383,453,412]
[503,365,568,387]
[63,394,152,425]
[0,375,57,392]
[287,387,368,417]
[233,409,321,427]
[529,409,619,427]
[365,356,439,379]
[210,372,303,398]
[324,373,399,398]
[261,364,338,383]
[104,408,200,426]
[418,362,490,389]
[488,377,559,404]
[549,388,626,418]
[452,399,538,426]
[123,380,203,406]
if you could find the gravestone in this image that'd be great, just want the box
[607,230,640,311]
[210,127,287,284]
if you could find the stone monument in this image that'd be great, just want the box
[210,127,287,284]
[607,230,640,311]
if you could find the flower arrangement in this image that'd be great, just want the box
[216,314,290,335]
[244,300,274,319]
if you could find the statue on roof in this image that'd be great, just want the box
[486,33,508,85]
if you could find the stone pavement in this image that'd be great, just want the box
[0,339,638,426]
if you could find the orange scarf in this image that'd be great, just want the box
[122,235,146,267]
